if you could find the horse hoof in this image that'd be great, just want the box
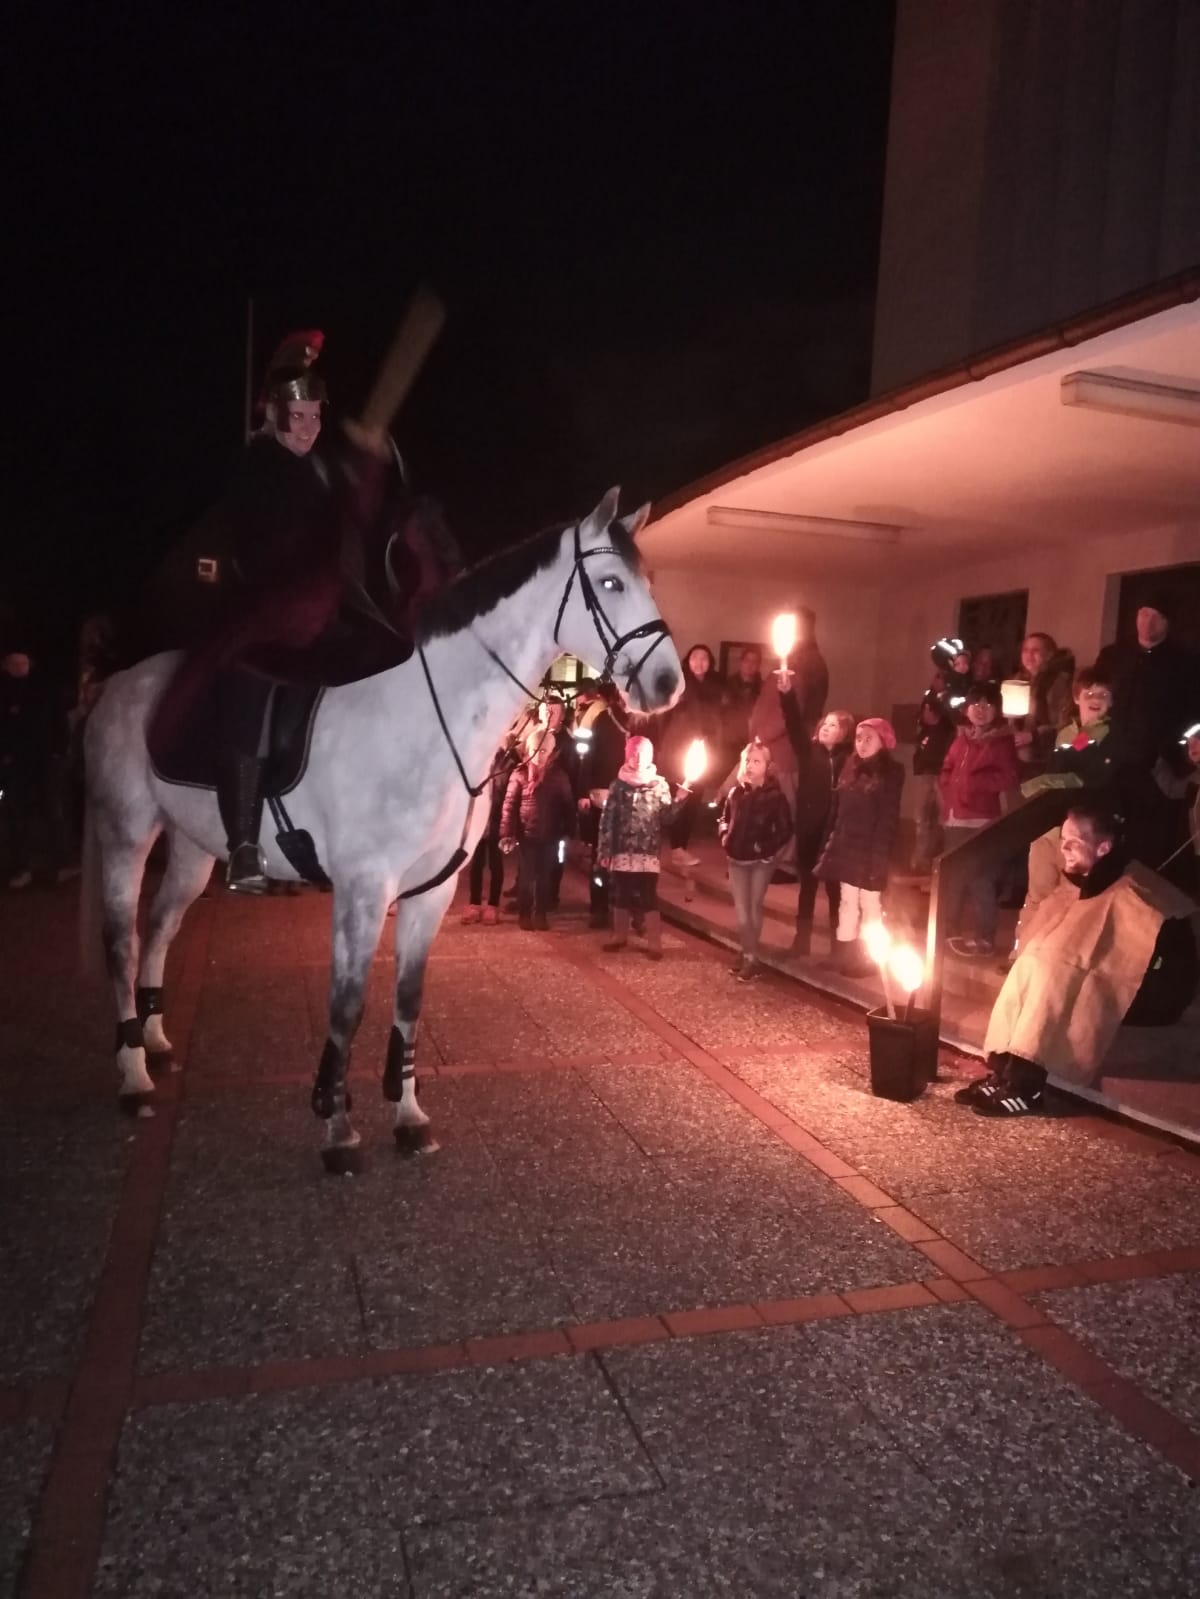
[146,1050,176,1077]
[320,1144,364,1177]
[394,1124,439,1157]
[119,1093,155,1119]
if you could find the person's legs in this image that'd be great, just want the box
[604,871,632,949]
[836,883,861,944]
[912,774,942,873]
[728,862,755,961]
[215,669,274,893]
[516,843,536,926]
[464,836,486,917]
[773,770,798,872]
[532,841,555,926]
[639,872,664,959]
[968,866,1000,951]
[738,861,775,976]
[485,838,505,909]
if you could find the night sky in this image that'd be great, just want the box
[7,1,894,653]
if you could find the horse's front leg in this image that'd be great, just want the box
[312,876,389,1174]
[386,876,457,1156]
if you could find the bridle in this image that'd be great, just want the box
[551,519,672,700]
[400,519,672,902]
[420,518,673,801]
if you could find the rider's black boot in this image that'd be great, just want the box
[217,754,269,895]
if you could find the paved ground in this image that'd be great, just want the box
[2,870,1199,1597]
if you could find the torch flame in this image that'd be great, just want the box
[683,739,708,786]
[771,612,799,663]
[889,944,924,994]
[862,920,892,966]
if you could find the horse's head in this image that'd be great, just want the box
[554,489,682,714]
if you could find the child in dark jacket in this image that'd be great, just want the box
[781,707,855,955]
[596,735,689,959]
[462,738,519,924]
[938,681,1020,957]
[814,718,904,975]
[500,729,576,930]
[719,739,793,981]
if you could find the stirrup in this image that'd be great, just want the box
[226,842,268,894]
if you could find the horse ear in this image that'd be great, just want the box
[617,502,651,540]
[589,486,622,530]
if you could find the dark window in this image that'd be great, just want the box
[956,590,1029,678]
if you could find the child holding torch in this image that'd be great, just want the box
[597,735,703,959]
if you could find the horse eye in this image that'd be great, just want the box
[601,576,625,593]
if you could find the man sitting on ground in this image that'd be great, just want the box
[957,796,1198,1118]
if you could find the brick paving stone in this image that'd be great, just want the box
[0,1105,131,1383]
[909,1168,1200,1271]
[1032,1273,1200,1433]
[94,1359,655,1595]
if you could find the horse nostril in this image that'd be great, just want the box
[653,667,680,705]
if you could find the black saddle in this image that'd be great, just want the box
[150,678,324,796]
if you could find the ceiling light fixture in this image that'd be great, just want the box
[706,506,905,544]
[1060,370,1200,427]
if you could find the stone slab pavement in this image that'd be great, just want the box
[1,870,1199,1596]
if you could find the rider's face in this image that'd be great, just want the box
[268,400,322,457]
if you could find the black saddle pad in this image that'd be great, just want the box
[150,678,324,796]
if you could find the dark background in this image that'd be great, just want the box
[5,0,895,661]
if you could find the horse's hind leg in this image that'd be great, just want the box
[98,817,160,1114]
[311,877,389,1174]
[387,878,457,1156]
[137,830,215,1074]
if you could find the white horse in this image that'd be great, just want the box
[84,489,682,1169]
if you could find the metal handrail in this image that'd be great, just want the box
[922,788,1076,1031]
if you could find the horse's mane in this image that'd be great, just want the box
[417,515,643,642]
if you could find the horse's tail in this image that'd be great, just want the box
[78,795,105,984]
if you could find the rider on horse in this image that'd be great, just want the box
[165,329,460,894]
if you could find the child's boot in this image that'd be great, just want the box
[603,909,631,952]
[643,911,664,961]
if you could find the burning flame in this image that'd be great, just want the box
[683,739,708,786]
[862,921,892,966]
[771,612,799,663]
[889,944,924,994]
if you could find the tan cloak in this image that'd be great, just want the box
[983,863,1196,1085]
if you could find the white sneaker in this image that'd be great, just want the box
[7,870,33,889]
[671,847,700,868]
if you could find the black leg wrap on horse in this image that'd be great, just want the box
[383,1026,416,1101]
[135,986,164,1022]
[114,1017,144,1052]
[311,1039,352,1120]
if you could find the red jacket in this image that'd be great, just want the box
[939,727,1020,822]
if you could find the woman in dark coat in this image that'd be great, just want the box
[781,708,856,955]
